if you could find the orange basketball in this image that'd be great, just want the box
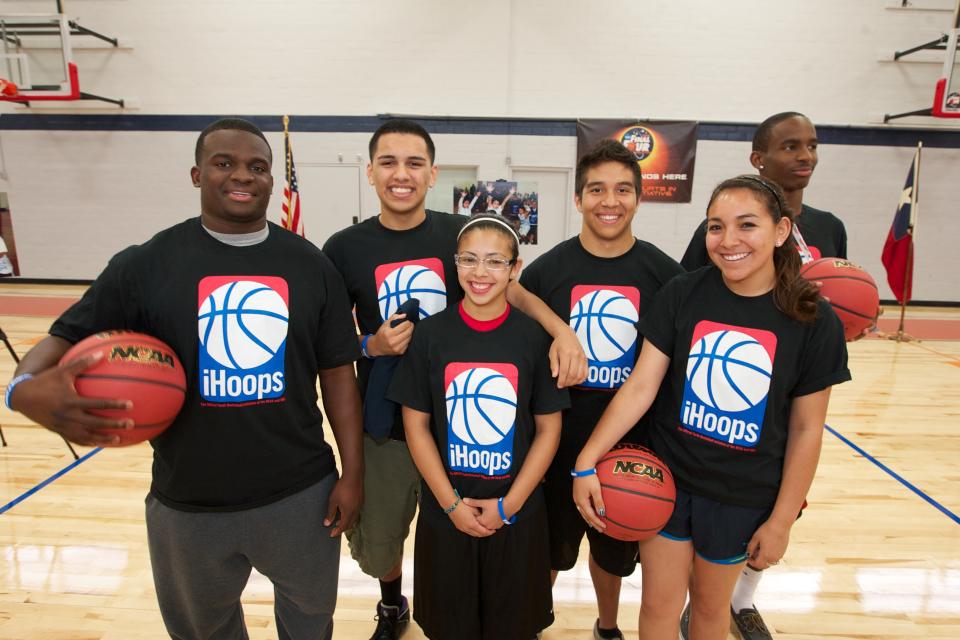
[596,443,676,542]
[60,331,186,446]
[799,258,879,341]
[0,78,19,97]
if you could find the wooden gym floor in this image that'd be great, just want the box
[1,283,958,639]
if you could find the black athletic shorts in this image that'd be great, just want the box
[413,506,554,640]
[658,487,771,564]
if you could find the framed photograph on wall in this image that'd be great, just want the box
[453,180,539,245]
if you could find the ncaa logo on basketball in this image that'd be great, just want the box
[570,285,640,390]
[375,258,447,322]
[444,362,518,478]
[680,321,777,449]
[197,276,289,405]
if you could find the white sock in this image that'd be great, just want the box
[731,565,764,613]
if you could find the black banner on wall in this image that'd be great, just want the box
[576,119,698,203]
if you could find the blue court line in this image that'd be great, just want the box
[0,447,102,515]
[825,424,959,526]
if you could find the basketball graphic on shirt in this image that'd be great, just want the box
[686,329,773,413]
[198,280,289,370]
[679,321,777,450]
[445,362,519,477]
[570,287,639,363]
[375,258,447,321]
[446,366,517,445]
[197,276,289,405]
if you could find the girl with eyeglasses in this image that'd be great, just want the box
[388,214,569,640]
[573,176,850,640]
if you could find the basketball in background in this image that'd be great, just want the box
[596,444,676,542]
[799,258,880,341]
[60,331,186,446]
[0,78,18,97]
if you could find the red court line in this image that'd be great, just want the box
[0,295,80,317]
[872,317,960,341]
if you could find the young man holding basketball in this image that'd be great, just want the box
[7,118,364,640]
[681,111,847,270]
[322,119,585,640]
[678,112,847,640]
[519,139,683,640]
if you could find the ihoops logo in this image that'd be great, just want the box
[197,276,289,406]
[680,321,777,450]
[375,258,447,322]
[445,363,518,478]
[570,285,640,390]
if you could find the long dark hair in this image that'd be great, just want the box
[706,175,820,323]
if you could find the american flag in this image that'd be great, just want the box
[281,122,304,237]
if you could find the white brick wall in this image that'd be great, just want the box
[0,0,957,300]
[1,0,955,120]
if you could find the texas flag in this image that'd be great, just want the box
[881,146,920,304]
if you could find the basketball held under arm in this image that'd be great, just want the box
[9,335,132,446]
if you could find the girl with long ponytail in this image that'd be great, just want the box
[572,175,851,640]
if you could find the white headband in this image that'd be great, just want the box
[457,214,521,245]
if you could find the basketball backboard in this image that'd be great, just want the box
[883,1,960,123]
[932,27,960,117]
[0,14,79,101]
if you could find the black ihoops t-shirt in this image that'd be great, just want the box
[387,305,570,527]
[638,268,850,508]
[323,211,467,439]
[520,236,683,443]
[51,218,361,512]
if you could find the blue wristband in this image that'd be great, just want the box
[570,467,597,478]
[5,373,34,411]
[360,334,375,359]
[498,496,516,525]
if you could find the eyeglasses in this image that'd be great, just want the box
[454,254,515,271]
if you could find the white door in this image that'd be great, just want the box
[508,168,573,264]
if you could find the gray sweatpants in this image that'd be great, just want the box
[146,473,340,640]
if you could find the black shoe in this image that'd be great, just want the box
[592,618,624,640]
[730,605,773,640]
[679,602,690,640]
[370,596,410,640]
